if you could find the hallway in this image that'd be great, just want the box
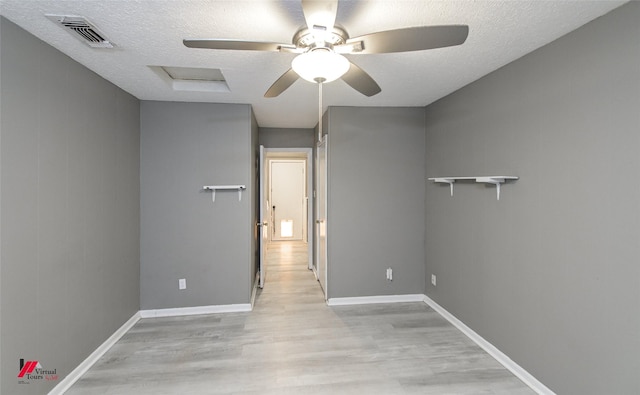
[65,241,533,394]
[256,240,323,308]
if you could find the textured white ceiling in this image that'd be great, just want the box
[0,0,626,128]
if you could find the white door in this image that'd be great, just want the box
[271,160,306,241]
[258,145,267,288]
[316,136,328,298]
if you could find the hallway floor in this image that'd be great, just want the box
[65,241,534,394]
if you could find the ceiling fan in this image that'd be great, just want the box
[184,0,468,98]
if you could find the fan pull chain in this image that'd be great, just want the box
[318,81,323,143]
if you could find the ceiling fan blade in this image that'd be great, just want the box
[344,25,469,54]
[301,0,338,33]
[341,62,381,97]
[264,68,300,98]
[184,39,295,52]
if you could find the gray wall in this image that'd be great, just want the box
[259,127,315,148]
[424,3,639,394]
[0,17,140,395]
[327,107,425,299]
[140,101,255,309]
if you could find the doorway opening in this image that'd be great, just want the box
[269,158,307,242]
[261,148,313,282]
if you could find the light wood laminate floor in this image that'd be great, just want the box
[65,241,534,394]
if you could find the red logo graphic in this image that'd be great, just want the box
[18,360,40,378]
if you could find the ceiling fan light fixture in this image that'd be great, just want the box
[291,48,350,83]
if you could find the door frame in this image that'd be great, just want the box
[258,145,267,288]
[315,135,328,300]
[263,148,313,270]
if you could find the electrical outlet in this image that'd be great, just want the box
[431,274,436,286]
[179,278,186,290]
[386,268,393,281]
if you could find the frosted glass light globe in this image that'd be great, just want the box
[292,48,350,83]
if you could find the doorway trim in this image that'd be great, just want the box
[263,148,313,270]
[315,135,328,299]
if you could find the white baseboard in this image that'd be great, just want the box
[327,294,426,306]
[139,303,252,318]
[48,312,141,395]
[423,295,555,395]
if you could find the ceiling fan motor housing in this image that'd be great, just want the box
[293,26,349,51]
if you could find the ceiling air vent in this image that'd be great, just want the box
[45,14,114,48]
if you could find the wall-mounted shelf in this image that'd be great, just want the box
[203,185,246,202]
[428,176,518,200]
